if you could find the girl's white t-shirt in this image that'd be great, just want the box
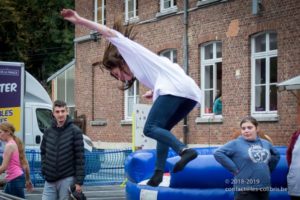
[107,30,202,105]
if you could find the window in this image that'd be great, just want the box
[200,41,222,116]
[125,0,138,22]
[160,49,177,63]
[125,81,139,120]
[251,32,277,116]
[36,109,52,133]
[54,65,75,118]
[95,0,106,24]
[160,0,177,13]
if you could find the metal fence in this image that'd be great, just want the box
[25,149,132,187]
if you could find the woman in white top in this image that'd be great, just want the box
[61,9,202,187]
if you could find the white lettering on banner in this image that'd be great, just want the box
[0,83,17,93]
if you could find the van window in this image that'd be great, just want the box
[36,109,53,133]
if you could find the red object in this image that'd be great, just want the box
[286,130,300,167]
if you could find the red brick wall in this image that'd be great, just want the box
[74,0,300,146]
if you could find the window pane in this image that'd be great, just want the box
[161,51,170,59]
[97,0,106,24]
[57,75,65,101]
[66,67,74,105]
[255,59,266,84]
[270,57,277,83]
[216,62,222,94]
[204,90,213,113]
[204,65,213,89]
[136,1,138,16]
[128,0,134,18]
[216,42,222,58]
[173,50,177,63]
[255,86,266,111]
[164,0,171,8]
[204,44,213,59]
[97,10,102,23]
[160,50,177,63]
[255,34,266,52]
[97,0,103,23]
[269,85,277,111]
[103,0,106,24]
[128,85,134,96]
[136,81,139,95]
[68,106,75,119]
[269,33,277,50]
[127,96,134,117]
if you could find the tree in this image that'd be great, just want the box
[0,0,74,84]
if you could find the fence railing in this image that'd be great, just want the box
[24,148,132,187]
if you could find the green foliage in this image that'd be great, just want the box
[0,0,74,82]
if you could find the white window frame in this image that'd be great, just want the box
[200,41,222,118]
[160,49,177,63]
[125,0,139,23]
[160,0,177,13]
[94,0,106,25]
[251,32,278,120]
[124,81,139,120]
[53,66,75,118]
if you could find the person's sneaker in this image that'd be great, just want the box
[172,148,197,173]
[69,184,86,200]
[147,169,164,187]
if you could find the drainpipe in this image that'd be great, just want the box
[183,0,189,145]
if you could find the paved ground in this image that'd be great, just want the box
[0,185,126,200]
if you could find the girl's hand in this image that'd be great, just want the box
[25,181,33,192]
[61,9,81,24]
[142,90,153,99]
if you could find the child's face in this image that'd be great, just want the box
[240,121,258,141]
[110,64,133,82]
[0,129,8,141]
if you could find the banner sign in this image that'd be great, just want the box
[0,63,24,132]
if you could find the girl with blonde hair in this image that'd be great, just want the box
[0,122,33,198]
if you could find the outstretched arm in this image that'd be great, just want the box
[61,9,116,37]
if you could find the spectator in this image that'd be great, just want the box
[0,122,33,198]
[214,116,280,200]
[213,94,222,115]
[41,100,85,200]
[286,129,300,200]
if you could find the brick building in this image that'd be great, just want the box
[66,0,300,147]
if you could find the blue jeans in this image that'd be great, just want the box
[4,174,25,198]
[42,176,75,200]
[143,95,197,171]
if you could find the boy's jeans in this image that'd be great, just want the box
[42,176,75,200]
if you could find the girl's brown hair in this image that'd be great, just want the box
[93,18,137,90]
[240,116,259,128]
[232,116,273,143]
[0,122,27,167]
